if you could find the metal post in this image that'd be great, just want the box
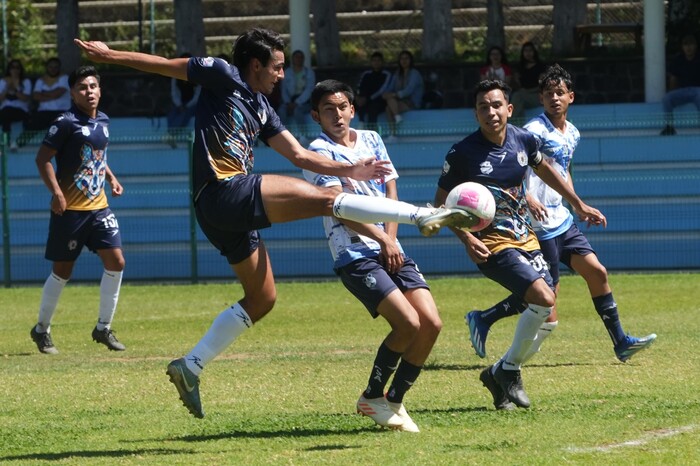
[2,0,8,69]
[187,132,198,283]
[1,133,11,287]
[150,0,156,54]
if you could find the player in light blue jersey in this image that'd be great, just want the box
[303,80,441,432]
[465,64,656,366]
[434,79,606,410]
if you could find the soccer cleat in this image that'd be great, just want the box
[386,400,420,433]
[479,366,515,411]
[166,358,204,419]
[614,333,657,363]
[466,310,489,358]
[30,326,59,354]
[416,207,479,237]
[356,395,403,428]
[493,363,530,408]
[91,327,126,351]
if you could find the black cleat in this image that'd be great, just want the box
[92,327,126,351]
[479,366,515,410]
[493,363,530,408]
[30,326,59,354]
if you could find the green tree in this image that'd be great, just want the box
[2,0,45,74]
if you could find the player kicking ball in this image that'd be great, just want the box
[303,79,443,432]
[465,65,656,378]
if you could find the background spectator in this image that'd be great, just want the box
[22,57,71,144]
[382,50,424,139]
[165,53,201,147]
[0,59,32,151]
[479,46,513,87]
[355,51,391,130]
[661,33,700,136]
[278,49,315,144]
[510,42,546,122]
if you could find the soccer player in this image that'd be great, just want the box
[465,64,656,366]
[432,79,606,410]
[31,65,126,354]
[303,79,442,432]
[75,28,473,419]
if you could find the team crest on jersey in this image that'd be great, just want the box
[81,126,90,136]
[48,125,58,136]
[441,160,450,176]
[517,150,528,166]
[480,160,493,175]
[201,57,215,67]
[363,273,377,289]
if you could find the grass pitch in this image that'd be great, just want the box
[1,273,699,465]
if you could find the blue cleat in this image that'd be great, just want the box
[614,333,657,362]
[465,310,489,358]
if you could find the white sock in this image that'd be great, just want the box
[36,272,68,333]
[185,303,252,376]
[96,270,123,330]
[521,321,558,364]
[333,193,433,225]
[501,304,552,371]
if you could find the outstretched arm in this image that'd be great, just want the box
[74,39,189,81]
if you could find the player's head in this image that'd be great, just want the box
[310,80,355,143]
[69,65,101,116]
[233,28,285,95]
[538,64,575,118]
[474,79,512,137]
[232,28,285,70]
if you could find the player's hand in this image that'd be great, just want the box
[527,196,548,222]
[351,157,392,181]
[464,234,490,264]
[74,39,112,63]
[110,179,124,197]
[574,203,607,228]
[378,238,403,274]
[51,193,67,215]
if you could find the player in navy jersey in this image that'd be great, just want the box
[75,28,474,419]
[303,80,441,432]
[30,65,126,355]
[465,65,656,364]
[432,79,606,410]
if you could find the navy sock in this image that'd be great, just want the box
[386,360,422,404]
[593,292,626,347]
[480,294,528,326]
[364,341,402,399]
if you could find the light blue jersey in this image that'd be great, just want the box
[303,129,401,268]
[524,113,580,240]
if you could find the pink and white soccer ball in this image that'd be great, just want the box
[444,182,496,232]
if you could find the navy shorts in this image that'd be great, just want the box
[195,174,271,264]
[335,256,429,318]
[538,223,595,284]
[45,208,122,262]
[478,248,554,299]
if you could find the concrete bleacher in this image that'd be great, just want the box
[2,104,699,283]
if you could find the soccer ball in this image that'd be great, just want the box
[444,182,496,232]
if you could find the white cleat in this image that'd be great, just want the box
[416,207,478,237]
[386,400,420,433]
[356,395,404,428]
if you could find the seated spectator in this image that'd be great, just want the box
[22,57,71,143]
[479,45,513,87]
[278,49,315,144]
[165,53,201,147]
[382,50,424,139]
[0,59,32,151]
[510,42,546,122]
[355,51,391,130]
[661,33,700,136]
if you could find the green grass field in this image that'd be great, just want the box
[1,273,699,465]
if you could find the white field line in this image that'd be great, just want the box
[566,424,697,453]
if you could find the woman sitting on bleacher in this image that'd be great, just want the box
[382,50,424,137]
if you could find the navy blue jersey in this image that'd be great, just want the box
[42,105,110,210]
[187,57,286,194]
[438,124,542,253]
